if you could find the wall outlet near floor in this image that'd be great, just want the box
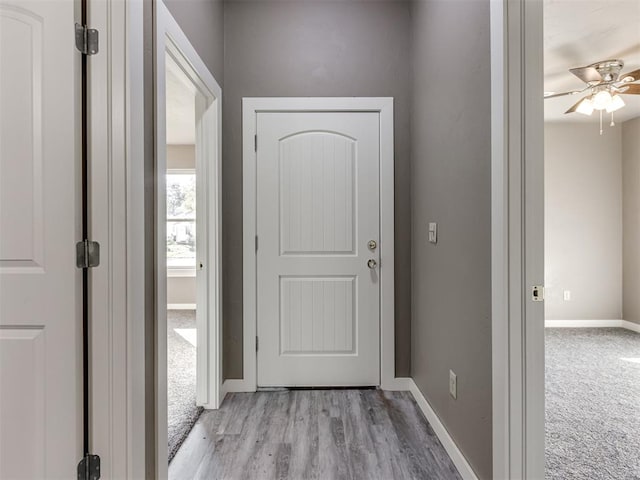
[449,370,457,399]
[563,290,571,301]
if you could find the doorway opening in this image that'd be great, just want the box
[241,98,397,391]
[155,2,223,473]
[165,58,200,460]
[542,1,640,478]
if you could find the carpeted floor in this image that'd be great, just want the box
[546,328,640,479]
[168,309,203,463]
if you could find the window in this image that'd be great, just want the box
[167,171,196,270]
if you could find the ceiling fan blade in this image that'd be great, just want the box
[565,97,588,114]
[569,66,603,84]
[618,68,640,84]
[620,84,640,95]
[544,90,583,99]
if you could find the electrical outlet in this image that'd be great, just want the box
[449,370,457,399]
[563,290,571,301]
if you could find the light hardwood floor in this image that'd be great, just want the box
[169,389,461,480]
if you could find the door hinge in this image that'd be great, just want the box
[254,135,258,152]
[255,235,259,252]
[77,454,100,480]
[76,240,100,269]
[532,285,545,302]
[256,336,259,352]
[75,23,99,55]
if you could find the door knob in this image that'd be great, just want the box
[367,259,377,269]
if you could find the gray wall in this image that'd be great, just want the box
[410,1,492,478]
[545,123,622,320]
[222,0,413,379]
[623,117,640,325]
[164,0,224,84]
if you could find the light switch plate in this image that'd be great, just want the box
[449,370,457,399]
[428,222,437,244]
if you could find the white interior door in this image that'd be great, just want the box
[257,112,380,387]
[0,1,82,477]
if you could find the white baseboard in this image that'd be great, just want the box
[167,303,196,310]
[621,320,640,333]
[221,378,255,394]
[381,377,414,391]
[545,319,621,328]
[407,379,478,480]
[545,319,640,333]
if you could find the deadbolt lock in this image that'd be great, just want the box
[368,240,377,251]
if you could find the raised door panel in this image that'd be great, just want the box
[280,133,356,256]
[280,276,355,354]
[0,6,44,269]
[0,329,45,479]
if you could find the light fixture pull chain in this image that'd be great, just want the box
[600,110,603,135]
[610,111,615,128]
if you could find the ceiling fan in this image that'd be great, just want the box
[544,59,640,130]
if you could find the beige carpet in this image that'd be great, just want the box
[546,328,640,479]
[168,309,203,463]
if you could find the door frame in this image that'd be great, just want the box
[88,0,146,478]
[490,0,545,478]
[155,0,223,475]
[240,97,396,392]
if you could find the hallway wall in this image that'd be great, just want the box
[410,1,493,478]
[164,0,224,85]
[222,0,413,379]
[157,3,493,475]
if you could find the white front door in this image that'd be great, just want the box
[0,1,82,477]
[257,112,380,386]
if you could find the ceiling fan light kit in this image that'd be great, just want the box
[606,94,625,113]
[575,97,594,116]
[545,59,640,134]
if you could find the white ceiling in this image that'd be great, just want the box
[544,0,640,122]
[166,56,196,145]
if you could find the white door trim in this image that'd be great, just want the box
[155,1,223,477]
[241,97,396,392]
[490,1,545,478]
[88,0,146,478]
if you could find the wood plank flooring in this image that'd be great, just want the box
[169,389,461,480]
